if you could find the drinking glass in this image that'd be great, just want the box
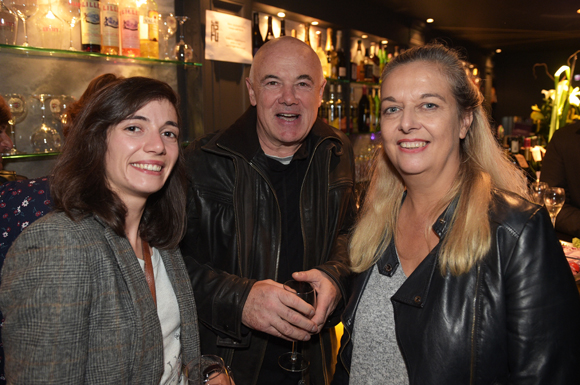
[0,0,18,45]
[34,0,65,49]
[278,280,317,372]
[529,180,549,205]
[183,354,233,385]
[8,0,38,46]
[3,93,27,154]
[173,15,193,62]
[158,12,176,60]
[54,0,80,50]
[544,187,565,227]
[30,94,62,153]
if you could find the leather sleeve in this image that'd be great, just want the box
[502,206,580,383]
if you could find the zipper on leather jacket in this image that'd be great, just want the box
[469,264,482,385]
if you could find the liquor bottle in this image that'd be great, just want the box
[370,42,381,82]
[319,88,328,123]
[358,85,371,133]
[378,42,389,75]
[264,15,274,42]
[101,0,119,54]
[280,19,285,36]
[120,0,139,56]
[315,32,329,78]
[349,86,358,133]
[352,40,364,82]
[303,23,311,47]
[373,88,381,131]
[335,84,346,132]
[139,0,158,58]
[325,28,337,79]
[364,48,373,82]
[81,0,101,52]
[327,83,337,129]
[335,30,347,80]
[252,12,263,56]
[369,88,376,132]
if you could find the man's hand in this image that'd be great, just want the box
[241,279,318,341]
[292,269,341,333]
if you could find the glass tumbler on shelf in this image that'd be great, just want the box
[34,0,65,49]
[8,0,38,46]
[529,180,549,205]
[544,187,565,227]
[0,0,19,45]
[54,0,80,51]
[3,93,27,154]
[173,15,193,62]
[158,12,176,60]
[31,94,62,153]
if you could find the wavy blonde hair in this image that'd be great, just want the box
[350,44,530,275]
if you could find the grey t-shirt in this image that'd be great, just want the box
[350,261,409,385]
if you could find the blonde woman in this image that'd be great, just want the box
[333,44,580,384]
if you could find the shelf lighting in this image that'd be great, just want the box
[381,40,388,44]
[361,34,368,39]
[496,49,502,53]
[311,21,319,25]
[277,12,285,18]
[426,18,434,23]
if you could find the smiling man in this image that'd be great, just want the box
[181,37,356,385]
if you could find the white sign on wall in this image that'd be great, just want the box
[205,10,253,64]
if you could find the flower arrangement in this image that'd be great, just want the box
[531,52,580,142]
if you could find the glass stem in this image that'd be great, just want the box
[551,216,556,227]
[69,25,74,49]
[22,18,28,46]
[290,341,297,361]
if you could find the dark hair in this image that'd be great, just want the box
[0,95,12,127]
[51,76,187,249]
[62,73,121,138]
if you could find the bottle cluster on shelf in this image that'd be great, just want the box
[0,0,193,61]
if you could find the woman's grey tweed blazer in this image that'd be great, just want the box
[0,211,200,384]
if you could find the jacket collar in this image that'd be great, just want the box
[377,194,459,308]
[204,106,346,162]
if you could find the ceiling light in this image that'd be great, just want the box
[311,21,319,25]
[426,18,434,23]
[361,34,368,39]
[496,49,502,54]
[577,9,580,13]
[277,12,285,18]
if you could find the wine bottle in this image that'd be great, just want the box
[319,88,329,123]
[252,12,263,56]
[324,28,336,78]
[264,16,274,42]
[280,19,285,36]
[335,30,347,80]
[100,0,119,55]
[373,88,381,131]
[352,40,364,82]
[303,23,311,47]
[336,84,346,132]
[369,88,376,132]
[349,86,358,133]
[138,0,158,58]
[358,85,371,133]
[327,83,337,129]
[315,32,329,78]
[120,0,139,57]
[81,0,101,52]
[370,42,381,83]
[364,48,373,82]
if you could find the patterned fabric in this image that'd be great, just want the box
[0,177,51,385]
[0,211,200,384]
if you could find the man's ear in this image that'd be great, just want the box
[246,78,257,106]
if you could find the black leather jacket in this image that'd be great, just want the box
[180,107,356,385]
[333,190,580,385]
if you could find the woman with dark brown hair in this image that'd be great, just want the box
[0,76,200,384]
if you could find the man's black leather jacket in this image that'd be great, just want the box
[333,189,580,385]
[180,107,356,385]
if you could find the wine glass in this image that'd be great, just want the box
[8,0,38,46]
[183,354,233,385]
[54,0,80,51]
[278,280,317,372]
[34,0,65,49]
[544,187,565,227]
[30,94,62,153]
[173,15,193,62]
[3,93,27,154]
[158,12,176,60]
[529,180,549,205]
[0,0,19,45]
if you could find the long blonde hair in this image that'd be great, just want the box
[349,44,529,275]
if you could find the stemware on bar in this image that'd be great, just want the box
[0,0,18,45]
[54,0,80,51]
[8,0,37,46]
